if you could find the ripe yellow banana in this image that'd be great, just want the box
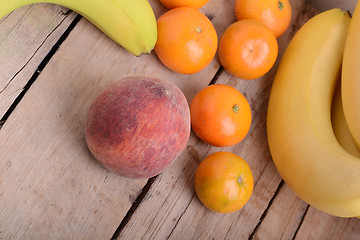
[342,1,360,148]
[267,9,360,217]
[0,0,157,56]
[331,67,360,220]
[331,79,360,158]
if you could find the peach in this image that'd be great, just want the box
[85,76,190,178]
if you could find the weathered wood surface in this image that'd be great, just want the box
[0,0,359,239]
[0,3,77,118]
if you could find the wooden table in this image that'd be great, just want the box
[0,0,359,239]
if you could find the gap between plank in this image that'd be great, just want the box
[0,13,81,129]
[166,192,197,239]
[209,66,224,85]
[111,176,157,240]
[248,180,285,240]
[292,204,309,239]
[0,10,74,95]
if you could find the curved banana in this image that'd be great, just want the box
[331,79,360,158]
[331,79,360,220]
[342,1,360,148]
[267,9,360,217]
[0,0,157,56]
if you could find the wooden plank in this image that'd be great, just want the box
[0,3,77,118]
[295,208,360,240]
[251,183,309,240]
[254,182,360,240]
[1,0,358,239]
[0,0,222,238]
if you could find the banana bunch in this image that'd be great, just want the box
[0,0,157,56]
[267,7,360,217]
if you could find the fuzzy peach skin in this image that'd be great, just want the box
[85,76,190,179]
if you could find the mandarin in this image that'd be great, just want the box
[154,7,218,75]
[194,152,254,213]
[190,84,252,147]
[218,19,278,80]
[235,0,292,38]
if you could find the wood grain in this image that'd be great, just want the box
[0,15,147,238]
[0,3,77,118]
[0,0,359,239]
[0,0,225,238]
[296,208,360,240]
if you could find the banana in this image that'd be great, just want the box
[331,76,360,220]
[0,0,157,56]
[342,0,360,148]
[331,78,360,158]
[267,9,360,217]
